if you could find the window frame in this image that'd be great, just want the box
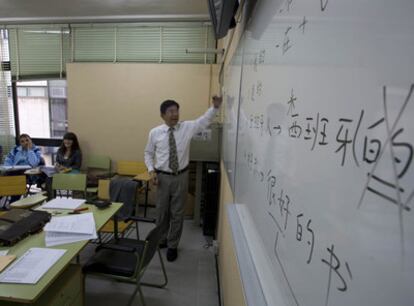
[11,80,65,147]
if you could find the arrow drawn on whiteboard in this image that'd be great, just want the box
[357,84,414,255]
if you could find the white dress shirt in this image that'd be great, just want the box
[144,107,218,173]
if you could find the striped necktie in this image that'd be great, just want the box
[168,127,179,174]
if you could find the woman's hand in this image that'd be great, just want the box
[27,138,33,150]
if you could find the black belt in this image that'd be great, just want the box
[155,166,189,176]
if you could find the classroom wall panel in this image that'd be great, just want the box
[217,162,247,306]
[67,63,217,163]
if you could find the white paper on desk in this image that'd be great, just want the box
[41,197,85,210]
[45,231,98,247]
[44,212,96,234]
[0,248,66,284]
[45,232,98,247]
[44,213,97,247]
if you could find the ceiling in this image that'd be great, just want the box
[0,0,211,24]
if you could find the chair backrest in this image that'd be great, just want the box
[87,155,111,170]
[52,173,87,192]
[116,161,146,176]
[0,175,26,197]
[97,179,110,200]
[141,225,163,269]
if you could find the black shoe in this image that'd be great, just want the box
[159,241,168,249]
[166,248,178,262]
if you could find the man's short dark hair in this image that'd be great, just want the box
[160,100,180,114]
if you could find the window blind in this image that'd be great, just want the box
[117,26,161,62]
[0,29,15,161]
[72,27,115,62]
[8,25,70,80]
[7,23,216,79]
[163,25,215,63]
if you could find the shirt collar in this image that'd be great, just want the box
[161,122,181,131]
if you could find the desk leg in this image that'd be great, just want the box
[144,181,149,217]
[113,215,119,241]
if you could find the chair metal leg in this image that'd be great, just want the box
[141,248,168,288]
[138,285,146,306]
[127,283,145,306]
[1,196,10,210]
[144,182,149,217]
[135,222,140,240]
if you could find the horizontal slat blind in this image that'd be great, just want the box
[163,26,205,63]
[117,26,160,62]
[8,25,69,79]
[7,23,216,78]
[72,27,115,62]
[0,29,15,161]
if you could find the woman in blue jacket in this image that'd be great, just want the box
[4,134,42,167]
[2,134,42,204]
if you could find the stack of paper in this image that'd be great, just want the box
[0,248,66,284]
[40,166,57,177]
[44,213,97,247]
[41,197,85,210]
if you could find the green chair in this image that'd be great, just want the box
[52,173,87,198]
[83,223,168,306]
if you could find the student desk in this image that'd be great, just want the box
[0,203,122,305]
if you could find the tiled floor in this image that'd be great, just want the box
[80,217,220,306]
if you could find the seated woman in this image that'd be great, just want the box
[4,133,42,168]
[55,132,82,173]
[2,134,43,204]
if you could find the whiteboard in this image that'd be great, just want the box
[225,0,414,305]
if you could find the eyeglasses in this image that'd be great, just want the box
[165,109,179,115]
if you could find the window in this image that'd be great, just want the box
[0,29,15,162]
[15,80,68,139]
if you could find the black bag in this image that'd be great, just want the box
[0,209,51,246]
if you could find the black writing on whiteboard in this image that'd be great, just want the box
[358,84,414,254]
[244,152,353,305]
[322,244,352,306]
[320,0,329,11]
[287,88,298,116]
[298,16,308,34]
[283,26,293,54]
[245,85,413,214]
